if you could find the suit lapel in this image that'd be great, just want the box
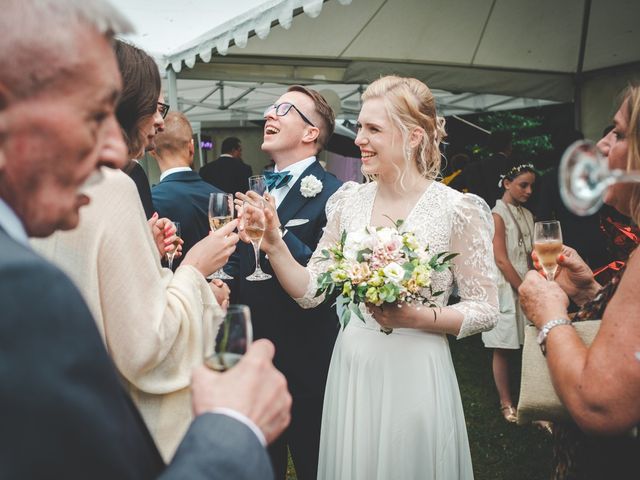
[277,161,326,227]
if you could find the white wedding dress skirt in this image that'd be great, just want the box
[317,318,474,480]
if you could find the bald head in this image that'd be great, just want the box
[0,0,132,101]
[152,111,194,170]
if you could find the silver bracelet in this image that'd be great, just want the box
[537,318,572,355]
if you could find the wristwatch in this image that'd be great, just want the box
[537,318,572,355]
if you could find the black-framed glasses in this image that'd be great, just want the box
[264,102,315,127]
[157,102,170,119]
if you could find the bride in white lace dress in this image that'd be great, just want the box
[244,76,499,480]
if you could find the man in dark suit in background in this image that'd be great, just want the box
[151,112,222,269]
[234,86,342,480]
[200,136,253,194]
[0,1,290,478]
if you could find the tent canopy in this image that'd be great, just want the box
[114,0,640,135]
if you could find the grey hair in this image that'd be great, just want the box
[0,0,133,99]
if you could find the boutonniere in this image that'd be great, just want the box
[300,174,323,198]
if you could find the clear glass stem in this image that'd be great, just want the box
[252,241,263,274]
[167,253,175,270]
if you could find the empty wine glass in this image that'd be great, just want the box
[533,220,562,281]
[208,193,234,280]
[559,139,640,216]
[166,222,181,270]
[204,304,253,372]
[248,175,267,196]
[243,199,271,281]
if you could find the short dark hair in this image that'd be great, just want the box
[287,85,335,152]
[114,40,161,157]
[221,137,241,154]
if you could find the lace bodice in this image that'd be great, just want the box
[295,180,499,338]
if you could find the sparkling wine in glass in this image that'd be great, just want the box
[208,193,234,280]
[559,140,640,216]
[166,222,181,270]
[243,199,272,281]
[205,304,253,372]
[533,220,563,281]
[248,175,268,196]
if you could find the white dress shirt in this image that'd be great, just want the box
[0,198,28,246]
[270,156,316,208]
[159,166,192,182]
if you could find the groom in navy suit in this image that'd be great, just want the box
[151,111,222,269]
[235,86,342,479]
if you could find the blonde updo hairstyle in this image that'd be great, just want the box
[624,84,640,224]
[361,75,446,186]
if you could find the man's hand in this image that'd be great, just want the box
[235,191,284,254]
[191,339,292,444]
[210,279,230,311]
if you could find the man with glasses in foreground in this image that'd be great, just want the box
[234,86,342,479]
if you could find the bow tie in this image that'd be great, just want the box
[265,171,293,190]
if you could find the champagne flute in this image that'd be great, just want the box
[559,139,640,216]
[205,304,253,372]
[243,199,272,281]
[533,220,563,281]
[248,175,267,196]
[208,193,234,280]
[166,222,181,270]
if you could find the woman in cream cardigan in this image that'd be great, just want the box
[32,41,239,461]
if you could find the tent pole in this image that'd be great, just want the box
[167,67,179,112]
[574,0,592,131]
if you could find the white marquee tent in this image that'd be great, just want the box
[113,0,640,140]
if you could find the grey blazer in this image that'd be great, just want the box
[0,227,272,479]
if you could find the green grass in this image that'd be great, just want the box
[286,334,553,479]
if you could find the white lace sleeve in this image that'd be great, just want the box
[448,193,499,339]
[294,181,360,309]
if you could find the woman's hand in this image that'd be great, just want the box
[518,270,571,329]
[182,219,239,277]
[366,302,422,330]
[148,214,183,259]
[210,279,230,311]
[235,191,285,254]
[532,245,600,306]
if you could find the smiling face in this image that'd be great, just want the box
[355,97,407,180]
[0,29,125,237]
[597,101,632,216]
[503,171,535,205]
[262,90,320,167]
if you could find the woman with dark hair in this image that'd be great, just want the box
[32,41,239,460]
[114,40,163,219]
[482,163,536,422]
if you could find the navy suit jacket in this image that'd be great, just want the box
[0,227,272,479]
[231,161,342,396]
[152,170,222,269]
[200,155,253,195]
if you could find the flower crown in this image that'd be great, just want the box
[498,163,535,187]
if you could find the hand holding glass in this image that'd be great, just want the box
[208,193,234,280]
[243,199,272,281]
[205,305,253,372]
[534,221,563,281]
[166,222,181,270]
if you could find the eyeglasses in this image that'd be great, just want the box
[157,102,170,119]
[264,102,315,127]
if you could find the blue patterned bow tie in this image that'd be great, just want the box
[265,170,293,190]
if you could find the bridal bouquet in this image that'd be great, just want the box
[315,219,457,333]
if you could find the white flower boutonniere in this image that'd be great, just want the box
[300,174,323,198]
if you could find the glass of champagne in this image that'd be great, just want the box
[248,175,268,196]
[208,193,234,280]
[166,222,181,270]
[243,199,272,281]
[533,220,563,281]
[205,305,253,372]
[559,139,640,215]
